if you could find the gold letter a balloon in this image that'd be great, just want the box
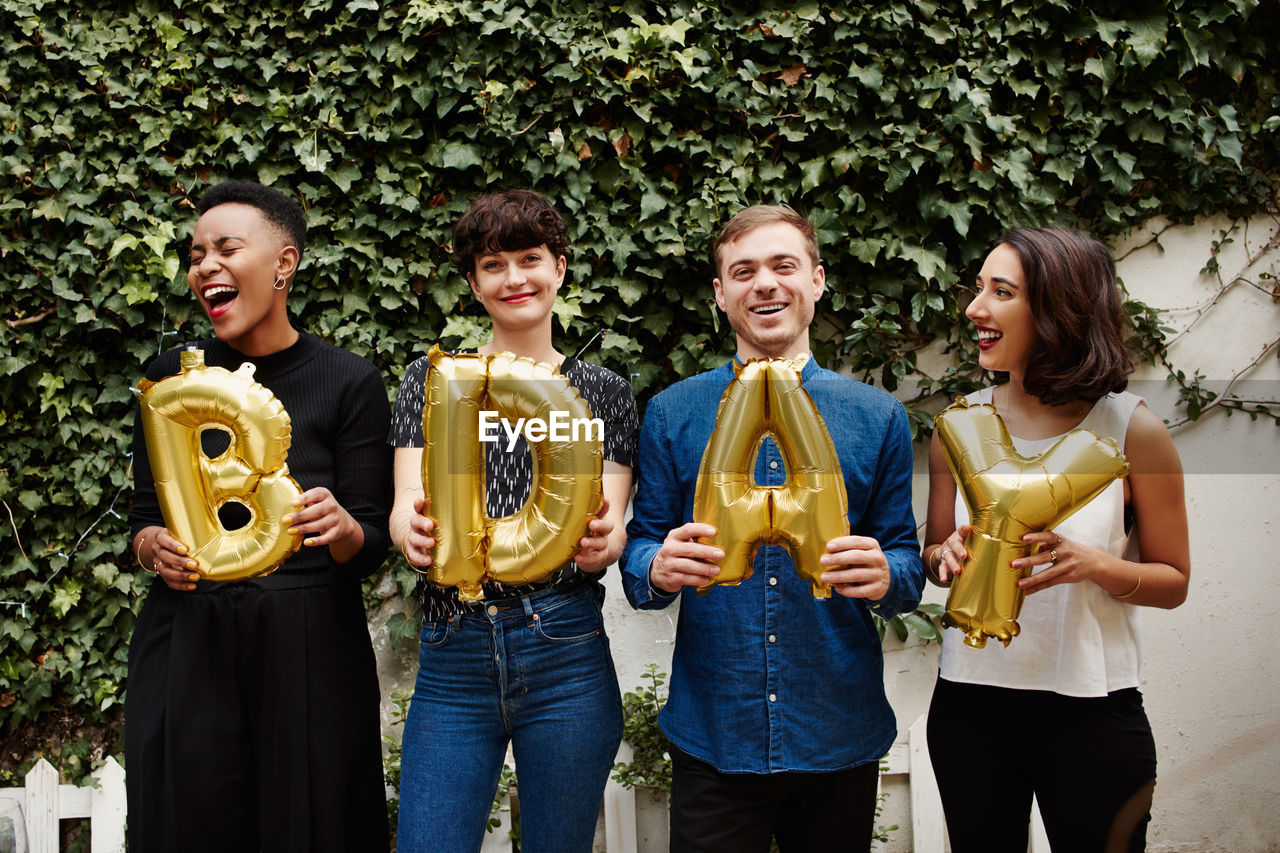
[693,358,849,598]
[935,398,1129,648]
[138,349,303,581]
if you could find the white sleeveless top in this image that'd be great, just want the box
[938,388,1144,697]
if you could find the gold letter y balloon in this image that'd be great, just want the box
[138,349,303,581]
[935,398,1129,647]
[693,358,849,597]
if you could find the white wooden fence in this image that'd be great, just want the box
[0,716,1049,852]
[0,757,126,853]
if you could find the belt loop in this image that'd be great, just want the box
[522,595,536,626]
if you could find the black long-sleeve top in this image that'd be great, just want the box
[130,331,392,582]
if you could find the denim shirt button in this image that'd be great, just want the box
[769,693,777,702]
[769,460,779,469]
[768,634,776,643]
[768,577,777,586]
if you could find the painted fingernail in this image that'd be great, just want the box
[287,528,298,536]
[186,560,197,569]
[188,574,198,581]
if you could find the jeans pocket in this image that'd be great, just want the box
[419,618,453,650]
[532,594,602,644]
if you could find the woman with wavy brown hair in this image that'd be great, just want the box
[922,226,1190,851]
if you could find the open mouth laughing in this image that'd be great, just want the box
[977,327,1003,350]
[202,284,239,318]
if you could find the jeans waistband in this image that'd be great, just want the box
[455,578,595,624]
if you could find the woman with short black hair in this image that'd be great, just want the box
[127,180,391,852]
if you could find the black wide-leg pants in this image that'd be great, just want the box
[125,573,388,853]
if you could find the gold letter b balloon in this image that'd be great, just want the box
[420,346,604,601]
[935,398,1129,648]
[693,358,849,598]
[138,349,303,581]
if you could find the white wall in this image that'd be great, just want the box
[374,214,1280,852]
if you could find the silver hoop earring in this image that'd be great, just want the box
[273,275,287,291]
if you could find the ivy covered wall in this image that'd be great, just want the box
[1,0,1277,778]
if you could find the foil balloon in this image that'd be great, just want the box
[693,358,849,598]
[419,345,604,600]
[138,348,303,581]
[935,398,1129,648]
[420,348,490,601]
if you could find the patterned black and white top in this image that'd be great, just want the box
[389,351,639,620]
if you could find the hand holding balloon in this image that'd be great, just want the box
[819,535,890,601]
[574,497,617,573]
[285,486,364,564]
[1015,530,1100,594]
[135,525,200,591]
[930,523,972,586]
[399,498,438,568]
[650,522,723,594]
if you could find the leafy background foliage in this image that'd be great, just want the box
[1,0,1277,785]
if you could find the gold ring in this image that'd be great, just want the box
[1048,549,1058,564]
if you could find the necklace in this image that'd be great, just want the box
[997,384,1088,439]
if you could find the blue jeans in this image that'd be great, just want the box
[396,582,624,853]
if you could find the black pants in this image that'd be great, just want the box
[125,576,388,853]
[927,677,1157,853]
[668,744,880,852]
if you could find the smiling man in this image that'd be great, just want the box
[621,205,924,852]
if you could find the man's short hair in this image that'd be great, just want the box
[711,205,819,275]
[195,180,306,256]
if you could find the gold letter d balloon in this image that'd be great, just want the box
[935,398,1129,648]
[420,346,604,601]
[138,349,303,581]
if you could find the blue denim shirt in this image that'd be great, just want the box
[621,357,924,774]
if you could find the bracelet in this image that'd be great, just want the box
[135,532,156,572]
[1113,577,1142,599]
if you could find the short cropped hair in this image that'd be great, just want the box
[711,204,820,275]
[998,226,1135,405]
[195,180,306,256]
[452,189,569,276]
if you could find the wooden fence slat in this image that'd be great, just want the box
[25,759,58,853]
[90,758,127,853]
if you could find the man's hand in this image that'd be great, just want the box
[819,535,891,601]
[649,522,723,593]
